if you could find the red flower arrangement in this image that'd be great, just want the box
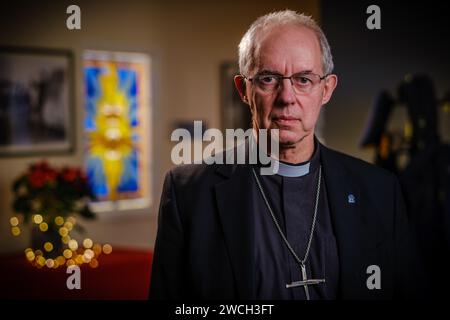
[10,161,112,269]
[12,161,96,225]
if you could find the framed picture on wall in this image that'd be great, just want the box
[0,47,74,156]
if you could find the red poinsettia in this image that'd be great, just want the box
[27,161,58,188]
[12,161,96,225]
[61,167,81,183]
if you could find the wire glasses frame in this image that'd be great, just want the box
[243,72,330,94]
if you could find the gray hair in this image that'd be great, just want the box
[238,10,334,76]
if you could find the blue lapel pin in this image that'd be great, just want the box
[348,194,356,204]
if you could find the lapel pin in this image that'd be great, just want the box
[348,194,356,204]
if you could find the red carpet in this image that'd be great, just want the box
[0,248,153,300]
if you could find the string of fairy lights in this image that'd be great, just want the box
[10,214,112,269]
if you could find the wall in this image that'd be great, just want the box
[0,0,320,253]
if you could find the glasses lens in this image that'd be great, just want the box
[291,74,320,93]
[254,74,280,92]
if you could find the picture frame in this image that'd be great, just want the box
[0,47,74,156]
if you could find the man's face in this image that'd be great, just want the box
[236,25,337,147]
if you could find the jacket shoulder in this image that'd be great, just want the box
[166,162,222,189]
[167,146,238,186]
[321,144,395,182]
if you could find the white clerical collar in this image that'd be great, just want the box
[274,159,310,177]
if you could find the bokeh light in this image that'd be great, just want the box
[89,258,99,268]
[9,217,19,226]
[45,259,55,268]
[102,244,112,254]
[68,239,78,251]
[13,215,108,269]
[63,249,73,259]
[36,256,45,266]
[83,238,93,249]
[26,251,35,261]
[33,214,43,224]
[11,226,21,236]
[56,256,66,266]
[93,243,102,255]
[66,217,76,225]
[75,255,84,264]
[84,249,94,259]
[59,227,68,237]
[39,222,48,232]
[54,216,64,226]
[64,222,73,231]
[44,242,53,252]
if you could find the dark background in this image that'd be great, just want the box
[322,0,449,160]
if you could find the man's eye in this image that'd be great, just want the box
[294,76,312,85]
[258,75,278,84]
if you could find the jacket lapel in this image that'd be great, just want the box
[320,144,386,299]
[214,163,256,299]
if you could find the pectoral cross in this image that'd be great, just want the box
[286,263,325,300]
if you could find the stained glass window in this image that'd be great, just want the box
[83,51,151,211]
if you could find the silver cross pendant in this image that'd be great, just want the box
[286,264,325,300]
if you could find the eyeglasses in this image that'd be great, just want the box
[244,72,329,94]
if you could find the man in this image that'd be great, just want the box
[150,10,420,300]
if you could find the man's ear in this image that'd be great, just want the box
[321,74,338,105]
[234,75,249,105]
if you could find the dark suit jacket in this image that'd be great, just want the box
[149,143,422,300]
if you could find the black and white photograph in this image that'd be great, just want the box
[0,48,73,156]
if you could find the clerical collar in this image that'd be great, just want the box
[266,138,320,177]
[275,160,310,177]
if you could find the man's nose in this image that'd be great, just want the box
[276,78,296,106]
